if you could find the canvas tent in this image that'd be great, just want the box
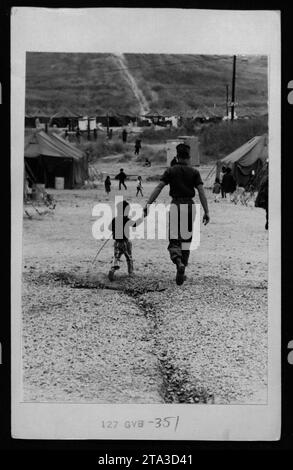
[217,134,268,187]
[24,130,88,189]
[50,108,81,129]
[26,109,51,128]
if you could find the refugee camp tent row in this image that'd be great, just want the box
[49,107,81,130]
[203,134,268,189]
[24,130,88,189]
[218,134,268,187]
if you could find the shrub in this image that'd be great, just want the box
[79,137,129,162]
[140,124,197,144]
[199,116,268,160]
[135,147,167,164]
[118,153,133,162]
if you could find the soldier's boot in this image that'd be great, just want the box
[175,257,186,286]
[127,259,134,276]
[181,250,190,267]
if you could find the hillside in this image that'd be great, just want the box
[25,53,268,117]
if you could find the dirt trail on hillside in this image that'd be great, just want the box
[113,53,150,115]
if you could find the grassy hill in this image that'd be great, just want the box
[25,53,268,117]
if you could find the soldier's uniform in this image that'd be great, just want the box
[160,153,203,267]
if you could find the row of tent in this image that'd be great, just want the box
[25,106,263,127]
[205,134,268,189]
[24,129,268,191]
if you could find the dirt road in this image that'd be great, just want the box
[22,176,268,404]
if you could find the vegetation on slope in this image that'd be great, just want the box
[25,53,268,117]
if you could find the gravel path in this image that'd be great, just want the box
[22,177,268,404]
[23,274,164,403]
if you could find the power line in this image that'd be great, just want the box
[26,57,202,80]
[75,57,211,77]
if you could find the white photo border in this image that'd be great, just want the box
[11,7,281,440]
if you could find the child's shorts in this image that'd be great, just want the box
[112,240,133,272]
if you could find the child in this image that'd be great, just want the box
[212,177,221,202]
[136,176,143,197]
[104,176,111,195]
[108,200,144,281]
[134,138,142,155]
[220,166,226,198]
[115,168,127,190]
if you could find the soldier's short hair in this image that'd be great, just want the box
[176,143,190,159]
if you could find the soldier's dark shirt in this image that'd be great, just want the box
[160,161,203,199]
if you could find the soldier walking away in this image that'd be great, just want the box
[115,168,128,190]
[144,143,210,286]
[108,200,143,281]
[134,138,142,155]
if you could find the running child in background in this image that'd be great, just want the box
[212,177,221,203]
[136,176,144,197]
[108,200,144,281]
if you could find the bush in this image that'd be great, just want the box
[140,124,197,144]
[79,138,129,162]
[135,147,167,164]
[118,152,133,162]
[199,116,268,160]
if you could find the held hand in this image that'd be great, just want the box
[203,213,210,225]
[143,205,149,217]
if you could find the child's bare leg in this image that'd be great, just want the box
[108,242,123,281]
[125,241,134,275]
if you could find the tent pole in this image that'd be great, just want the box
[43,158,47,187]
[204,164,216,182]
[71,158,74,189]
[231,55,236,121]
[226,84,229,117]
[25,160,37,184]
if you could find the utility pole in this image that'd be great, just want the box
[231,55,236,121]
[107,112,110,137]
[226,84,229,117]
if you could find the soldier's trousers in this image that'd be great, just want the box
[168,199,196,267]
[112,240,133,273]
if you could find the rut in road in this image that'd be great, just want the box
[49,270,214,404]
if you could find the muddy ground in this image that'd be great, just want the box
[22,164,268,404]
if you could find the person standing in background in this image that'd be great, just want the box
[122,129,128,143]
[115,169,128,190]
[136,176,143,197]
[104,176,111,196]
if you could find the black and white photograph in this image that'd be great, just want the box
[11,7,281,440]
